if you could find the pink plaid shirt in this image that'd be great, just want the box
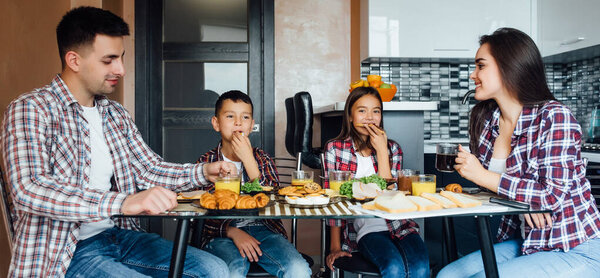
[323,137,419,252]
[477,101,600,254]
[1,75,210,277]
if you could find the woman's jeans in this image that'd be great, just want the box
[358,232,430,278]
[437,238,600,278]
[65,227,228,278]
[204,225,312,278]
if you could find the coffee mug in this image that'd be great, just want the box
[436,143,458,172]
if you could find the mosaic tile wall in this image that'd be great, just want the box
[362,56,600,141]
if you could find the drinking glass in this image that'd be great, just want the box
[214,167,242,194]
[411,174,436,196]
[398,169,417,193]
[436,143,458,172]
[328,170,351,191]
[292,170,314,190]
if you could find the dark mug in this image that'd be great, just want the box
[436,143,458,172]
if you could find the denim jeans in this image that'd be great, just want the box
[204,225,311,278]
[357,232,430,278]
[65,227,228,278]
[437,238,600,278]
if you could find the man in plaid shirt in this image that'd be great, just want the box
[1,7,232,277]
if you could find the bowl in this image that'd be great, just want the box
[377,87,397,102]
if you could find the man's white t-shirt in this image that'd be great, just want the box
[78,105,115,240]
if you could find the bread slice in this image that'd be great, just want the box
[374,192,417,213]
[420,192,458,209]
[407,196,442,211]
[440,190,482,208]
[362,200,377,210]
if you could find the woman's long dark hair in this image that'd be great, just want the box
[333,86,384,152]
[469,28,556,156]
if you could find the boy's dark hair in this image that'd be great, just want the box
[215,90,254,116]
[56,6,130,69]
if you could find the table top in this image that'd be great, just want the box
[112,192,550,220]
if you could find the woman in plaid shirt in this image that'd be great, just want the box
[438,28,600,277]
[324,87,429,278]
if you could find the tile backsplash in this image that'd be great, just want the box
[362,55,600,141]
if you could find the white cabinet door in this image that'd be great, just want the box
[362,0,533,60]
[538,0,600,57]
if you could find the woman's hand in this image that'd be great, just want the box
[326,249,352,270]
[227,227,262,262]
[454,145,486,184]
[523,213,553,229]
[365,124,387,153]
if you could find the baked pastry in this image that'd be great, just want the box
[217,196,236,210]
[278,186,296,195]
[200,193,217,209]
[445,183,463,193]
[235,195,257,209]
[254,193,269,208]
[304,182,322,193]
[214,189,238,201]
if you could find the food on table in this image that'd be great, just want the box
[254,193,270,207]
[177,190,205,200]
[352,181,383,200]
[235,195,257,209]
[440,190,482,208]
[261,186,273,192]
[407,196,442,211]
[445,183,463,193]
[339,174,387,198]
[199,189,270,210]
[420,192,457,209]
[214,189,238,201]
[374,192,417,213]
[241,179,263,193]
[278,186,297,195]
[217,196,236,210]
[304,181,322,193]
[361,200,377,210]
[200,193,217,209]
[285,194,329,205]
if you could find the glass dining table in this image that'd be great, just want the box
[112,192,549,278]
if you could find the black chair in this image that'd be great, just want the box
[285,92,322,169]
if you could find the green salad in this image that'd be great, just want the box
[241,179,262,193]
[337,174,387,198]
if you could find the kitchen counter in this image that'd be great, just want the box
[582,152,600,163]
[314,101,438,114]
[424,139,469,153]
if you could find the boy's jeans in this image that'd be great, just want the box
[204,225,312,278]
[66,227,228,278]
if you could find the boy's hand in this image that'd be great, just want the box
[121,186,178,215]
[227,226,262,262]
[203,161,237,182]
[232,132,254,164]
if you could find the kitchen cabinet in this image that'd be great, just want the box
[360,0,534,60]
[538,0,600,57]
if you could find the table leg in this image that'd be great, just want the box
[442,217,458,264]
[475,216,499,278]
[169,218,191,278]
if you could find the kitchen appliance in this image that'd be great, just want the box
[588,105,600,143]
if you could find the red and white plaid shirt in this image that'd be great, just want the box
[477,101,600,254]
[323,137,419,252]
[1,75,210,277]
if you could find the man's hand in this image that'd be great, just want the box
[203,161,238,183]
[121,186,178,215]
[326,249,352,270]
[227,226,262,262]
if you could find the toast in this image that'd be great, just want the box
[362,200,377,210]
[420,192,458,209]
[407,196,442,211]
[374,192,417,213]
[440,190,482,208]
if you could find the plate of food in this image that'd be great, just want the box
[275,182,341,208]
[193,189,273,216]
[337,174,388,202]
[240,179,274,195]
[176,190,206,203]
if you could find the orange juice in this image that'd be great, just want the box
[215,178,241,194]
[329,180,345,191]
[292,179,312,190]
[411,181,436,196]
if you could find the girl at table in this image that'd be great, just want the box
[437,28,600,278]
[324,86,430,278]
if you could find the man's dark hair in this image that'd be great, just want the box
[56,6,130,69]
[215,90,254,116]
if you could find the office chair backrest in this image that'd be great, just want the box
[293,92,321,169]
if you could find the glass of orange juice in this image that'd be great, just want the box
[291,171,313,190]
[411,174,436,196]
[328,170,351,191]
[214,168,242,194]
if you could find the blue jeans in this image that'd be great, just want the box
[357,232,430,278]
[437,238,600,278]
[65,227,228,278]
[204,225,311,278]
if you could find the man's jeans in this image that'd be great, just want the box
[357,232,430,278]
[66,227,228,278]
[204,225,312,278]
[437,238,600,278]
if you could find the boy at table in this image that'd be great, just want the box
[197,90,311,278]
[1,6,233,277]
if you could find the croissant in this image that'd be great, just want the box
[278,186,296,196]
[445,183,463,193]
[304,182,322,193]
[217,196,236,210]
[253,193,269,208]
[200,194,217,209]
[235,195,257,209]
[214,189,239,201]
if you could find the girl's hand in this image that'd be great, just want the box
[454,145,487,184]
[227,227,262,262]
[523,213,552,229]
[365,124,387,153]
[326,250,352,270]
